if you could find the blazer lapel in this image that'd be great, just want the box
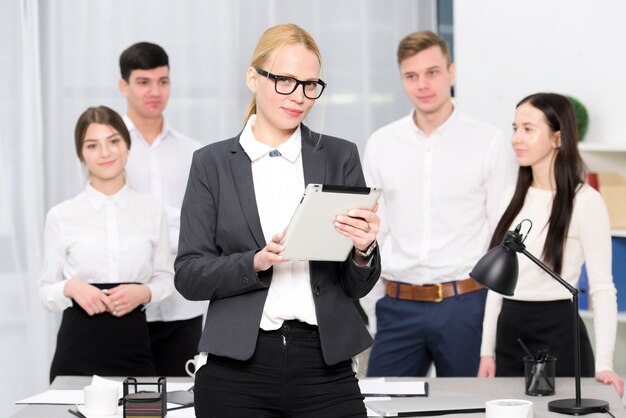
[226,126,326,250]
[228,138,266,248]
[300,125,328,286]
[301,124,326,186]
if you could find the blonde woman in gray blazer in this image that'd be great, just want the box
[175,24,381,418]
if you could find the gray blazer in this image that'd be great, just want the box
[175,124,381,365]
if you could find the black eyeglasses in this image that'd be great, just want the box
[255,68,326,99]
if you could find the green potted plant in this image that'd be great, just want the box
[567,96,589,142]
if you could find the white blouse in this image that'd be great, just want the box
[38,183,174,311]
[238,115,317,330]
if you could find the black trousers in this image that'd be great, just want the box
[495,299,595,377]
[194,321,366,418]
[148,315,203,376]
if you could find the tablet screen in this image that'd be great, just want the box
[281,184,381,261]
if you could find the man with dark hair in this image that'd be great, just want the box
[119,42,205,376]
[361,31,517,377]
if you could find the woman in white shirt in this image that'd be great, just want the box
[38,106,174,382]
[477,93,624,396]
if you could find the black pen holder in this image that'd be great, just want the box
[123,377,167,417]
[524,356,556,396]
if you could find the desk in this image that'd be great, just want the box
[12,376,193,418]
[12,376,626,417]
[399,377,625,417]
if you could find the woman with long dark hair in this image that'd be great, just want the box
[477,93,623,396]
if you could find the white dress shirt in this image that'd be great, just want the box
[480,185,618,372]
[38,183,174,311]
[239,115,317,329]
[360,107,517,332]
[124,115,207,322]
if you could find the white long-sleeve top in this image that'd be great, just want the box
[38,183,174,311]
[360,107,517,332]
[480,185,618,372]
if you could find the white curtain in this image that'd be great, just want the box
[2,0,59,416]
[4,1,435,415]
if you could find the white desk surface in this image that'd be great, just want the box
[12,375,626,417]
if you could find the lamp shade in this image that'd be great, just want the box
[469,245,519,296]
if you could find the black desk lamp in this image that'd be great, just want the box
[469,221,609,415]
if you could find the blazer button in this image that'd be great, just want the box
[314,286,320,296]
[242,273,248,284]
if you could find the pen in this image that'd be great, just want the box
[516,338,534,359]
[517,339,555,393]
[67,408,87,418]
[517,338,542,392]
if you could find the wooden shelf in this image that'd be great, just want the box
[579,143,626,152]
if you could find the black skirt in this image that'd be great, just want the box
[495,298,594,377]
[49,283,156,382]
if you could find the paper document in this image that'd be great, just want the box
[15,389,84,405]
[16,375,124,405]
[364,396,391,417]
[16,374,193,407]
[359,378,428,396]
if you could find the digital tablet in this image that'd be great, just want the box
[281,184,382,261]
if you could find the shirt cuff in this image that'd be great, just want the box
[351,253,373,267]
[46,280,73,311]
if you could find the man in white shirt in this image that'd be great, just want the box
[118,42,205,376]
[361,31,517,377]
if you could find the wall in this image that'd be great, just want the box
[454,0,626,148]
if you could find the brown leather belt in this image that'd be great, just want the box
[385,278,483,302]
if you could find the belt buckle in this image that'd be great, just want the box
[433,283,443,302]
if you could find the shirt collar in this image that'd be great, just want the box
[123,114,172,145]
[410,100,458,137]
[85,181,130,210]
[239,115,302,163]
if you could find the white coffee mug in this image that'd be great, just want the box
[185,354,200,377]
[486,399,533,418]
[83,384,118,416]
